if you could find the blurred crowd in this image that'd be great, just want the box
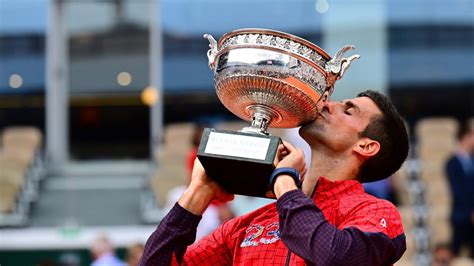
[437,121,474,264]
[90,235,143,266]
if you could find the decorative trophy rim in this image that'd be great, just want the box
[219,28,332,60]
[217,45,328,81]
[213,28,333,82]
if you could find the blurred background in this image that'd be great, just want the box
[0,0,473,265]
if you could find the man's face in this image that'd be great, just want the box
[300,96,382,152]
[467,130,474,153]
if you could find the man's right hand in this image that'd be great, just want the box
[275,141,307,175]
[178,158,234,215]
[266,141,307,198]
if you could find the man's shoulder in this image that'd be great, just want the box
[446,154,463,168]
[339,189,397,212]
[233,202,277,223]
[446,154,457,163]
[340,192,404,239]
[223,202,277,231]
[344,191,400,217]
[211,202,278,244]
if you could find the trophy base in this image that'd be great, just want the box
[197,128,281,198]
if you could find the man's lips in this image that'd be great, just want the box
[318,112,326,120]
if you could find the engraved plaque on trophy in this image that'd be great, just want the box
[197,28,360,197]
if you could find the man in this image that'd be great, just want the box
[140,90,409,265]
[445,121,474,258]
[432,243,454,266]
[90,234,126,266]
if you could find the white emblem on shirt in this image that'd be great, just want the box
[380,218,387,228]
[240,223,281,248]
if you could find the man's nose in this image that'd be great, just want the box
[321,99,336,114]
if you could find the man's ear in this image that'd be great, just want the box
[353,138,380,158]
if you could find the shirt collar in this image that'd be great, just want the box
[454,152,473,174]
[312,176,364,201]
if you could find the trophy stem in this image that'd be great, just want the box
[241,105,278,135]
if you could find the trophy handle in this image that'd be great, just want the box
[325,45,360,94]
[204,33,219,70]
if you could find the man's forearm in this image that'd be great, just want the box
[273,174,299,198]
[178,184,214,215]
[140,204,201,266]
[276,190,403,265]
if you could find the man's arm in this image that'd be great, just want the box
[140,160,234,266]
[272,142,405,265]
[445,157,465,203]
[276,190,405,265]
[140,203,201,265]
[140,203,234,266]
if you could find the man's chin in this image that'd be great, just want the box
[298,122,313,139]
[300,119,318,131]
[300,119,316,129]
[299,123,308,133]
[299,120,324,141]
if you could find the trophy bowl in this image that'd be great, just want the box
[205,28,360,133]
[198,28,360,197]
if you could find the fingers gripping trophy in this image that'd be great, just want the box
[197,28,359,198]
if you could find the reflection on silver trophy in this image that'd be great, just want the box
[197,28,360,197]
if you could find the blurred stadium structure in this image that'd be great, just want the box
[0,0,473,265]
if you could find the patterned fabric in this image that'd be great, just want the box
[140,177,406,265]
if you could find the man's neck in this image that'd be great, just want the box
[302,148,359,196]
[457,141,472,156]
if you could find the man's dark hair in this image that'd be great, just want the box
[357,90,409,183]
[456,120,473,141]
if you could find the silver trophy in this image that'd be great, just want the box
[197,28,359,197]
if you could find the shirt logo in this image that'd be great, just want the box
[380,218,387,228]
[240,224,264,247]
[240,223,281,248]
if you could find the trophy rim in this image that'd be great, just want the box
[218,28,332,60]
[215,45,328,79]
